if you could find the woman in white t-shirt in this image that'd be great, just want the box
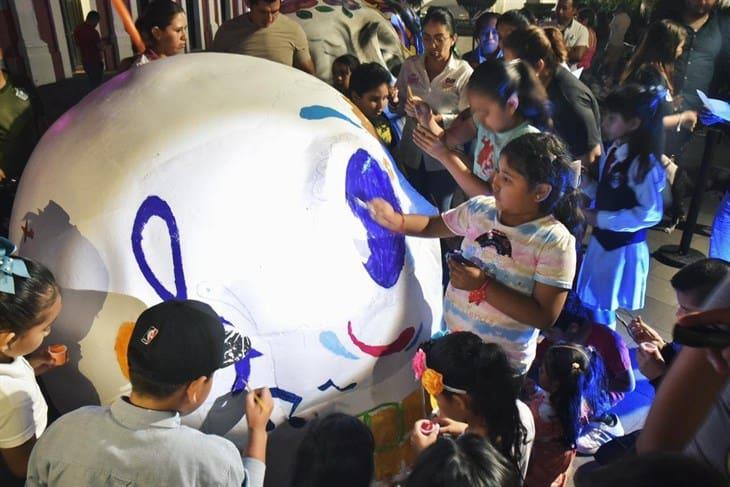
[395,6,472,212]
[0,238,65,482]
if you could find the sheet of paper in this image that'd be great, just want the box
[697,90,730,123]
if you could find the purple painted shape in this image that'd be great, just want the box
[231,347,264,393]
[131,195,188,300]
[345,149,405,288]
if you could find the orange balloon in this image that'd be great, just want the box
[111,0,146,54]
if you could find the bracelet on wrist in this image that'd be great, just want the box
[468,278,491,305]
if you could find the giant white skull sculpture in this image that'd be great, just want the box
[10,54,442,464]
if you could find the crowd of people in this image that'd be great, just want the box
[2,0,730,485]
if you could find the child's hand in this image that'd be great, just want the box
[411,419,439,454]
[26,348,63,376]
[637,343,667,381]
[680,110,698,131]
[388,85,399,107]
[413,125,449,162]
[581,208,598,227]
[368,198,405,233]
[245,387,274,432]
[629,316,666,349]
[434,416,468,436]
[447,258,487,291]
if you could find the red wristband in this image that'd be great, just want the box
[399,213,406,233]
[468,279,490,305]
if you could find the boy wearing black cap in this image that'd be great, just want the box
[26,300,273,487]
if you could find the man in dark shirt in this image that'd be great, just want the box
[651,0,730,223]
[652,0,730,109]
[74,11,104,88]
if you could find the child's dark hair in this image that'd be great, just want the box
[406,434,520,487]
[333,54,360,73]
[670,258,729,306]
[467,58,552,130]
[497,10,530,32]
[543,343,609,447]
[420,332,526,473]
[621,20,686,95]
[603,83,665,182]
[129,368,187,398]
[349,62,391,97]
[500,132,583,234]
[291,413,375,487]
[423,6,456,36]
[137,0,184,45]
[0,256,60,335]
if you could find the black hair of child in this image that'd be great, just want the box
[500,132,584,235]
[420,332,527,474]
[349,62,392,98]
[406,434,520,487]
[0,257,59,335]
[291,413,375,487]
[467,58,552,130]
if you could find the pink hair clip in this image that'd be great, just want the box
[412,348,427,380]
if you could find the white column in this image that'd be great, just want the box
[99,0,133,61]
[10,0,56,85]
[208,0,218,40]
[47,0,72,78]
[196,0,206,50]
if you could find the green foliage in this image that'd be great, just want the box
[578,0,642,13]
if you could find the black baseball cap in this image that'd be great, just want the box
[128,300,246,384]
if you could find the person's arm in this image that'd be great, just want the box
[412,125,490,198]
[569,45,588,64]
[593,158,664,232]
[1,437,36,478]
[445,262,571,330]
[606,335,636,394]
[443,110,478,148]
[568,25,590,64]
[243,388,273,463]
[637,309,730,454]
[368,198,455,239]
[294,56,316,75]
[579,144,602,166]
[663,110,698,131]
[292,25,315,75]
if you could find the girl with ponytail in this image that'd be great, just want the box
[413,58,551,199]
[524,344,608,487]
[368,132,578,378]
[576,84,666,329]
[409,332,534,479]
[503,25,602,166]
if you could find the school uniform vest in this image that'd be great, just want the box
[592,156,647,251]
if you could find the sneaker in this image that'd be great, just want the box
[575,414,625,455]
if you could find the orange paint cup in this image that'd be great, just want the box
[48,344,68,366]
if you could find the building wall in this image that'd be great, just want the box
[8,0,235,85]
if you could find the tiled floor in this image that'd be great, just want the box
[568,188,725,484]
